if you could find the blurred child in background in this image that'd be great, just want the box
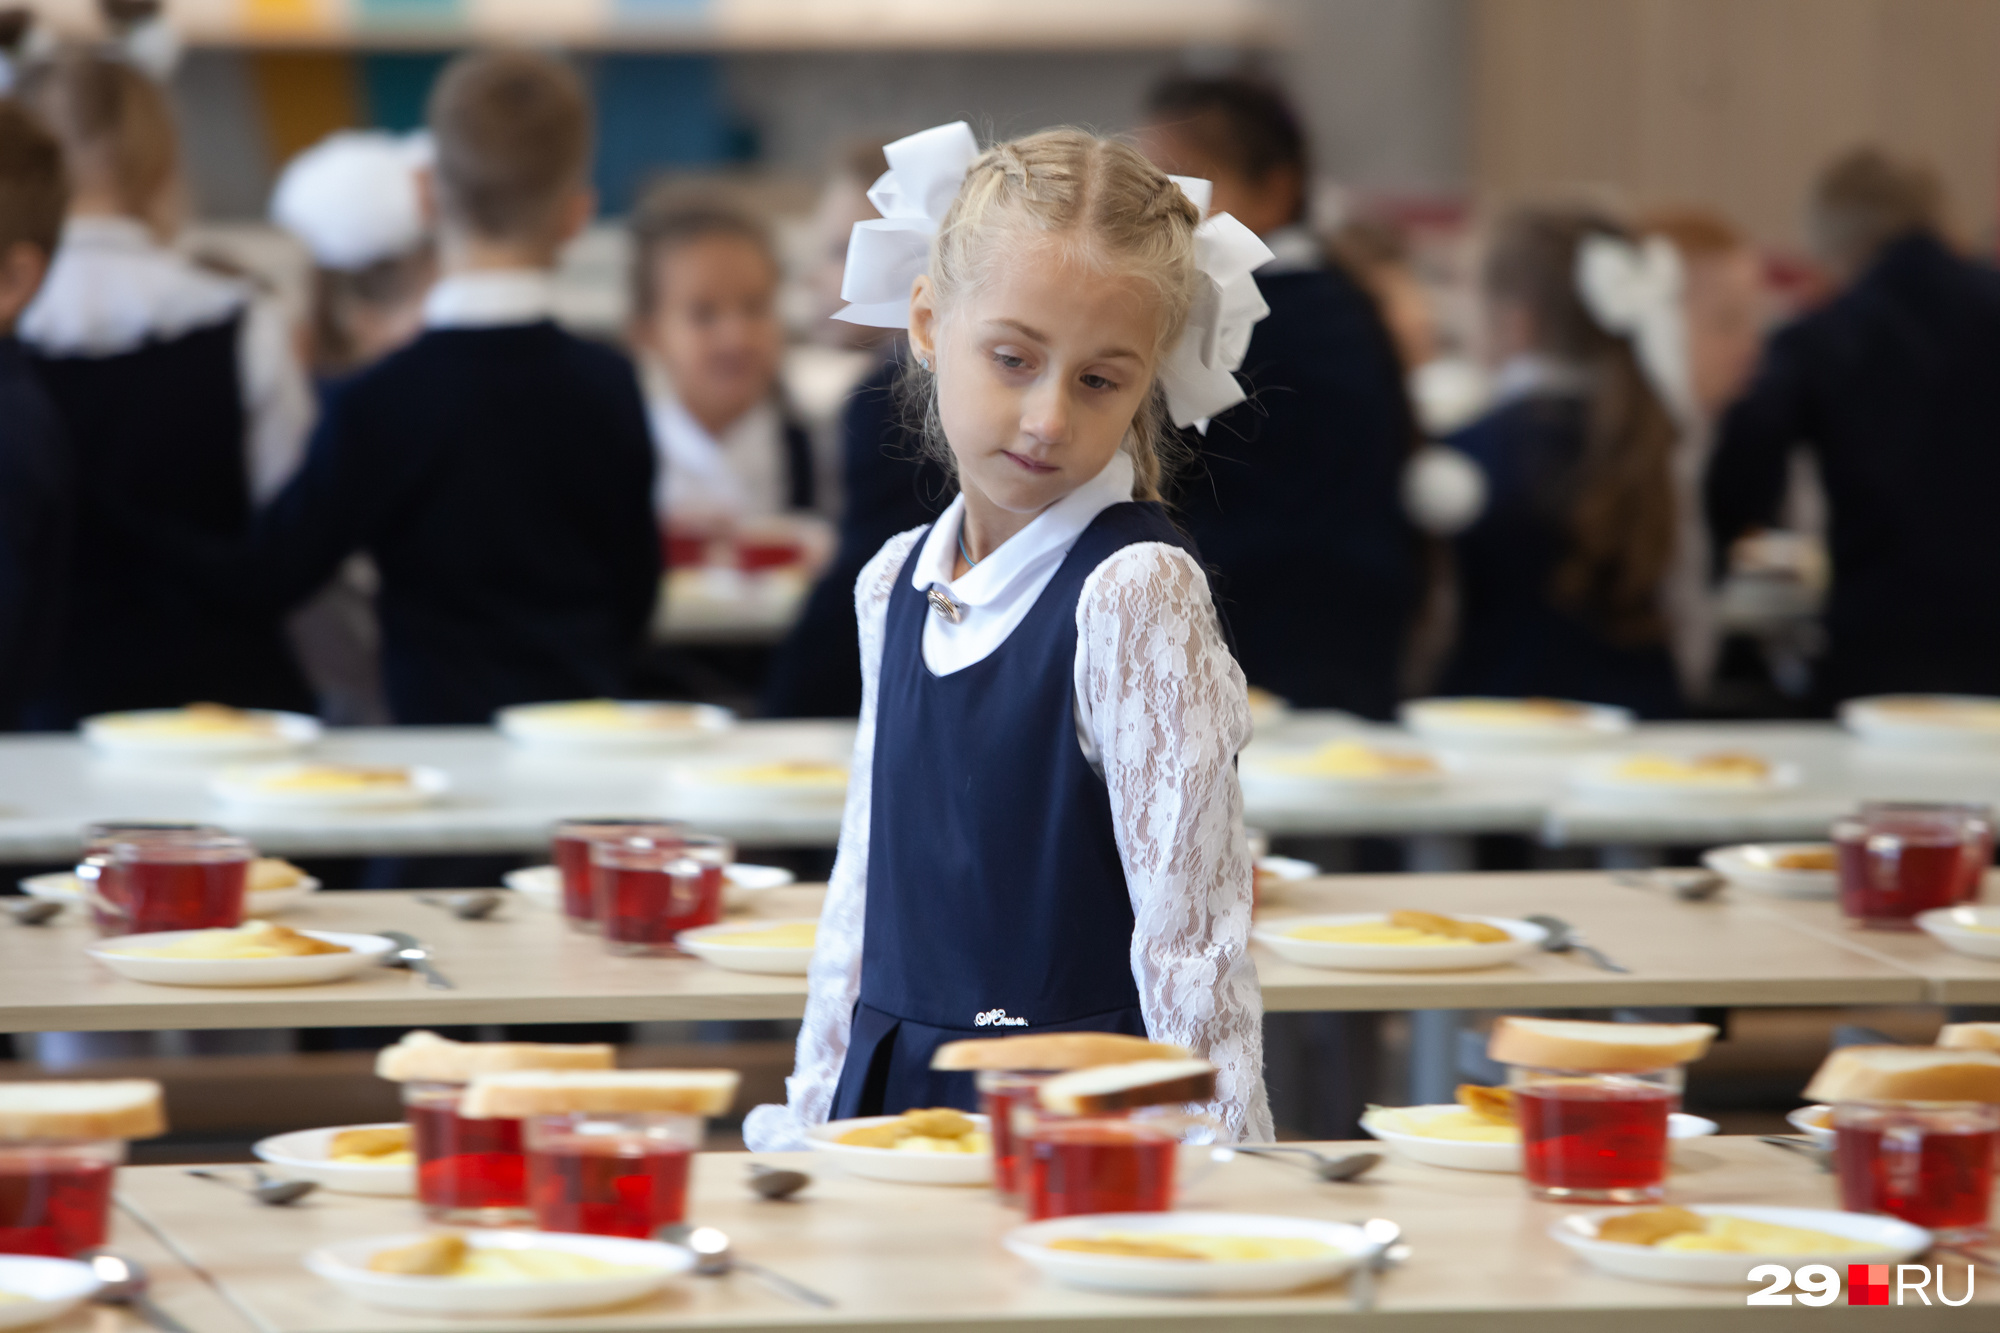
[0,99,70,729]
[18,50,313,723]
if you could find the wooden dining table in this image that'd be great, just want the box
[111,1136,1999,1331]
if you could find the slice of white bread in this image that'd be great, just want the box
[931,1032,1191,1072]
[1938,1022,2000,1053]
[1036,1059,1216,1114]
[459,1069,741,1119]
[374,1030,615,1084]
[1487,1017,1718,1072]
[0,1080,166,1141]
[1804,1045,2000,1103]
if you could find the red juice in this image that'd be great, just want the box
[0,1154,114,1256]
[409,1099,526,1218]
[1517,1082,1674,1197]
[1835,1122,1996,1234]
[736,537,803,572]
[597,863,723,948]
[553,834,600,922]
[114,858,247,935]
[1023,1122,1176,1220]
[1838,814,1976,927]
[528,1140,692,1237]
[982,1083,1035,1203]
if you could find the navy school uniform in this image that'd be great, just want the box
[829,502,1189,1116]
[216,322,660,725]
[27,316,313,723]
[0,337,73,729]
[1441,394,1683,718]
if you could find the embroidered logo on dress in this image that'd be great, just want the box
[974,1008,1028,1027]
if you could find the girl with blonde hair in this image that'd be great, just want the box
[746,123,1275,1147]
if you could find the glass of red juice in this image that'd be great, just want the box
[523,1111,700,1238]
[1509,1066,1680,1203]
[592,833,731,956]
[0,1141,120,1257]
[551,819,679,932]
[1019,1111,1181,1221]
[977,1070,1052,1206]
[75,822,222,933]
[1837,805,1986,929]
[1860,802,1994,906]
[1834,1100,1999,1242]
[405,1081,529,1225]
[92,830,250,937]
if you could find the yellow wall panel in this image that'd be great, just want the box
[248,51,363,172]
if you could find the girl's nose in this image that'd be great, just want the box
[1019,378,1070,446]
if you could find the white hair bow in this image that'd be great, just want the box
[271,131,434,272]
[834,121,1275,433]
[1575,234,1697,426]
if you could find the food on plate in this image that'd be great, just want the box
[1771,847,1837,872]
[1938,1022,2000,1051]
[1595,1207,1876,1254]
[1370,1106,1516,1143]
[369,1233,468,1276]
[374,1030,617,1083]
[0,1079,165,1140]
[1264,741,1439,779]
[1867,696,2000,727]
[712,761,846,786]
[931,1031,1189,1072]
[1425,697,1592,724]
[458,1069,741,1120]
[94,703,280,736]
[836,1107,990,1154]
[1285,911,1510,948]
[248,858,310,894]
[1457,1083,1513,1122]
[254,765,412,793]
[1802,1044,2000,1103]
[106,921,349,960]
[1046,1234,1338,1262]
[365,1232,652,1282]
[1037,1058,1217,1114]
[1611,752,1772,785]
[693,921,816,949]
[1487,1017,1718,1071]
[331,1126,413,1164]
[509,699,704,731]
[0,1289,27,1304]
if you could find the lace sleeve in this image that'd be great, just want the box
[742,526,926,1152]
[1076,542,1272,1143]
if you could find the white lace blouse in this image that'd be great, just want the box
[742,471,1273,1150]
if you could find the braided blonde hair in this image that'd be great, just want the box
[904,128,1202,502]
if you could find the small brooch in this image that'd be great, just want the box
[926,587,965,623]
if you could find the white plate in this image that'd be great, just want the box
[1005,1212,1368,1296]
[1842,694,2000,749]
[1550,1205,1928,1287]
[1240,748,1447,799]
[1701,844,1838,899]
[254,1123,414,1196]
[305,1230,689,1316]
[503,863,796,912]
[82,708,320,759]
[1360,1106,1718,1172]
[0,1256,99,1330]
[668,761,849,807]
[1253,914,1545,972]
[807,1115,993,1185]
[1570,754,1801,801]
[1916,906,2000,959]
[211,764,449,812]
[1256,857,1320,882]
[18,870,323,917]
[675,918,815,974]
[1787,1104,1834,1149]
[1401,697,1633,749]
[497,699,734,751]
[88,928,396,987]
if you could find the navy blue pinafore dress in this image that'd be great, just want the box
[830,501,1199,1117]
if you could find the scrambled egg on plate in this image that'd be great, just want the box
[1611,752,1771,785]
[1048,1234,1338,1262]
[697,922,816,949]
[108,922,350,960]
[514,700,701,731]
[709,761,847,787]
[368,1234,652,1282]
[256,765,412,793]
[96,704,278,737]
[1263,742,1439,780]
[1600,1207,1877,1254]
[1288,911,1511,948]
[837,1107,990,1154]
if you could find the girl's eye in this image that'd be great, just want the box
[993,351,1029,371]
[1081,373,1119,391]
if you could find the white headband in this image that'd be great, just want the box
[271,131,434,272]
[833,120,1275,432]
[1574,233,1697,426]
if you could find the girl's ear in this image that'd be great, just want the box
[908,274,938,366]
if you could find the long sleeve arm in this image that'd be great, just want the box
[1705,327,1814,570]
[1076,542,1272,1143]
[742,526,924,1152]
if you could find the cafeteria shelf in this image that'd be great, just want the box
[112,1137,2000,1330]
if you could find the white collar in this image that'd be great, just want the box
[1257,224,1323,275]
[20,215,247,357]
[911,450,1135,606]
[1490,352,1593,405]
[422,269,556,329]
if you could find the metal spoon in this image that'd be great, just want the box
[86,1251,198,1333]
[185,1166,317,1206]
[1231,1146,1381,1182]
[658,1223,835,1308]
[379,929,453,989]
[747,1163,811,1200]
[1758,1135,1833,1171]
[3,898,62,925]
[1348,1217,1403,1312]
[1611,868,1726,902]
[416,890,504,920]
[1527,914,1630,973]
